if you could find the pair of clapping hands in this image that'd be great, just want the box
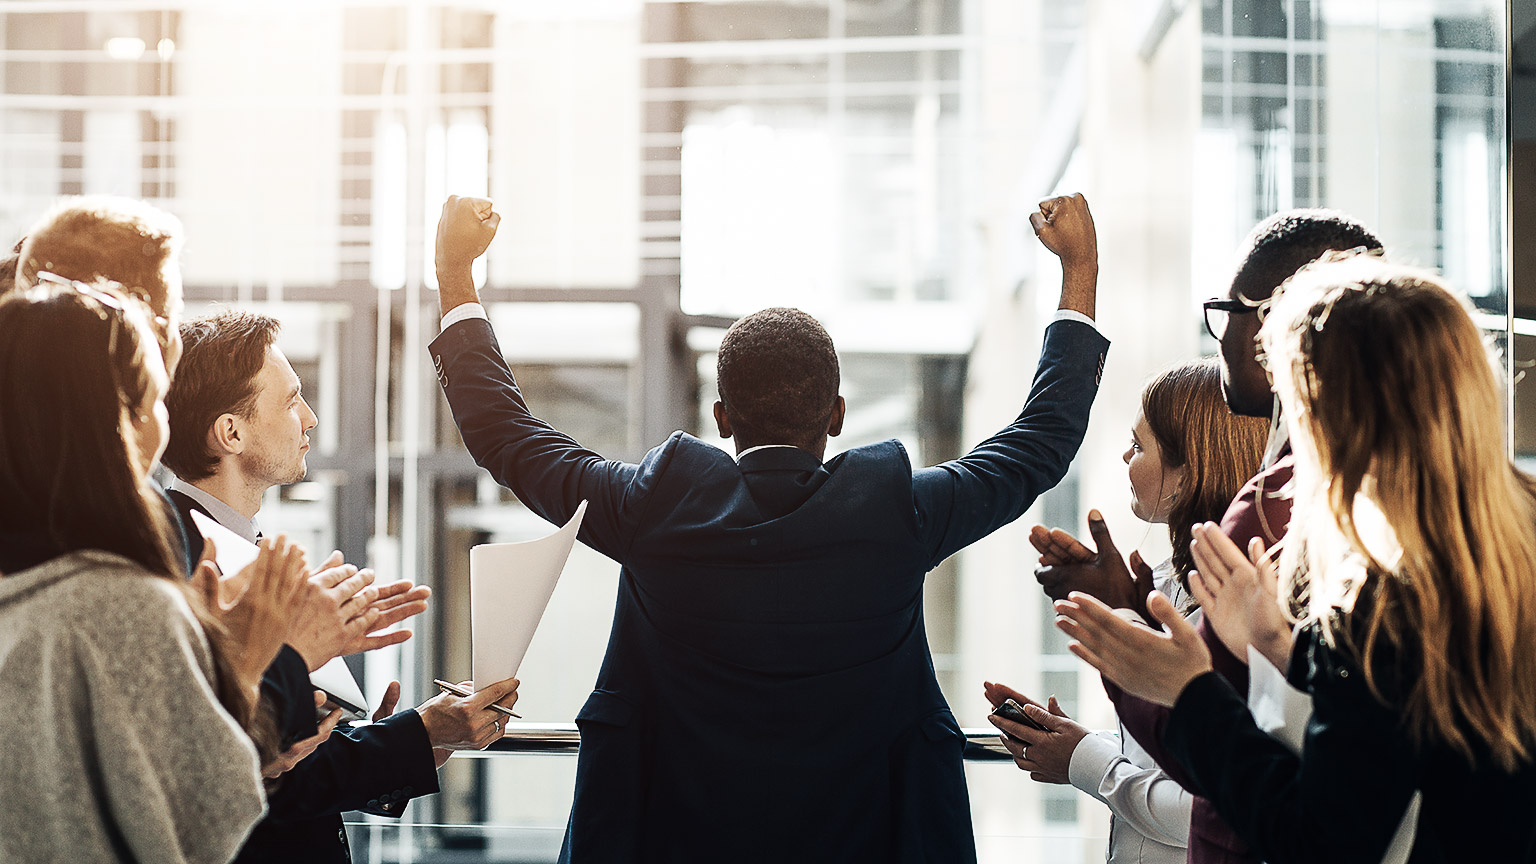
[1026,511,1292,709]
[189,536,518,777]
[191,535,430,690]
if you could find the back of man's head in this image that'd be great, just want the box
[1232,209,1383,301]
[18,196,183,318]
[163,310,282,482]
[717,307,840,449]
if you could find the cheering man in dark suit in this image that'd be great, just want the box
[430,192,1109,863]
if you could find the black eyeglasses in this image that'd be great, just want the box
[1202,297,1267,340]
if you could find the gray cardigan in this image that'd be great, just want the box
[0,550,266,863]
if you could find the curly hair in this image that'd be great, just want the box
[716,308,840,449]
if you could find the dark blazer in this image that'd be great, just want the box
[430,315,1109,863]
[1166,606,1536,863]
[168,488,441,864]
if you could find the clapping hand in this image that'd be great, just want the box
[1188,522,1293,670]
[343,580,432,656]
[1054,591,1212,708]
[1033,511,1157,623]
[195,534,309,699]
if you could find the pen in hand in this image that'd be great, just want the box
[433,678,521,719]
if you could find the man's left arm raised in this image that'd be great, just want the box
[914,193,1110,566]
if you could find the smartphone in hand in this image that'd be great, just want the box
[991,698,1048,744]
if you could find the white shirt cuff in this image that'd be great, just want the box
[1051,309,1099,333]
[1067,729,1123,794]
[441,302,489,332]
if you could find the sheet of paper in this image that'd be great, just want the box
[310,656,369,719]
[470,501,587,693]
[187,509,370,717]
[188,510,259,577]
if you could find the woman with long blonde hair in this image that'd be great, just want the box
[1052,253,1536,862]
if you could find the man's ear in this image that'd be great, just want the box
[209,413,245,456]
[826,396,846,438]
[712,401,733,440]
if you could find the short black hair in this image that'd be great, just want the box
[163,310,282,481]
[1233,209,1383,301]
[716,307,840,447]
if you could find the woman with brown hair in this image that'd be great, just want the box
[1056,254,1536,862]
[0,278,305,863]
[986,357,1267,863]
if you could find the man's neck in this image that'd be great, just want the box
[187,470,267,522]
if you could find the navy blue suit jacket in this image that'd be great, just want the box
[167,488,440,864]
[430,315,1109,863]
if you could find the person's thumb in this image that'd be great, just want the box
[373,680,402,722]
[1047,695,1067,717]
[1147,591,1189,636]
[1029,211,1047,236]
[192,560,221,611]
[1087,509,1118,558]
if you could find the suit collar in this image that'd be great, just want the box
[736,445,823,474]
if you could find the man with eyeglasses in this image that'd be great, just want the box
[1034,209,1382,864]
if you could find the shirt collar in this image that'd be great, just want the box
[168,477,261,544]
[734,443,806,462]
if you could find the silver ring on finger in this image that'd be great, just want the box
[493,720,501,733]
[1019,746,1028,761]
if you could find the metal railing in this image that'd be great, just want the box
[458,723,1015,760]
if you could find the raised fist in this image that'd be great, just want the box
[435,195,501,271]
[1029,193,1097,271]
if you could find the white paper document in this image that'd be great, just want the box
[187,509,370,717]
[470,501,587,693]
[188,510,259,578]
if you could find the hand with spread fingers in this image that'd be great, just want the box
[982,681,1086,785]
[344,580,432,656]
[1054,590,1212,708]
[286,551,381,671]
[1034,510,1157,623]
[1188,521,1293,670]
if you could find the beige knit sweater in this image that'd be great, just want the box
[0,550,266,863]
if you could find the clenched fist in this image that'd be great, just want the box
[1030,193,1097,272]
[435,195,501,272]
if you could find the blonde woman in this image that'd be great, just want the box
[1053,254,1536,862]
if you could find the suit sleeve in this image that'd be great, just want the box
[911,319,1108,566]
[262,709,441,822]
[1162,662,1419,864]
[429,317,646,559]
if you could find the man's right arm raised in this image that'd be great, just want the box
[430,196,643,557]
[913,193,1110,566]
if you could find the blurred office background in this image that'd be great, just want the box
[0,0,1518,860]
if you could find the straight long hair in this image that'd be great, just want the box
[1141,358,1269,582]
[0,283,264,752]
[1264,253,1536,770]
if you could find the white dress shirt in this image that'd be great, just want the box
[1065,562,1194,863]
